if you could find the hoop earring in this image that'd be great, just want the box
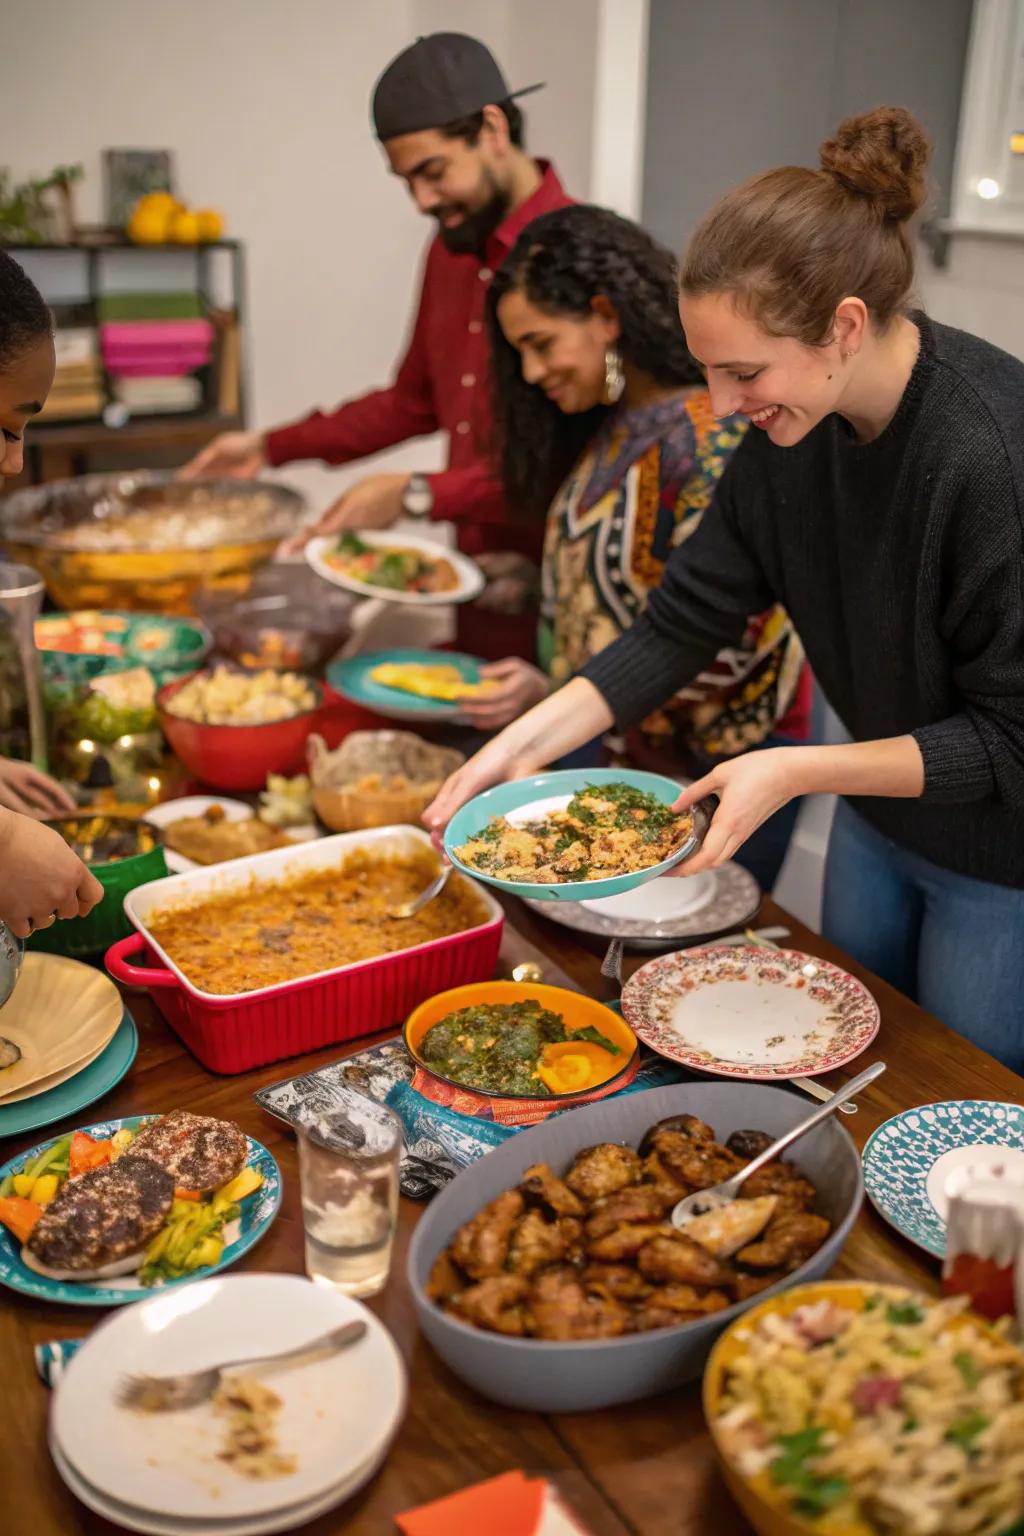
[604,346,625,404]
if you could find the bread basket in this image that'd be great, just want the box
[308,730,463,832]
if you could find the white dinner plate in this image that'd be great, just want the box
[53,1273,406,1521]
[620,945,880,1079]
[306,529,484,607]
[50,1431,386,1536]
[522,862,762,951]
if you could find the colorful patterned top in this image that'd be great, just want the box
[538,389,809,757]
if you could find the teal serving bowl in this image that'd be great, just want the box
[36,611,211,690]
[443,768,710,903]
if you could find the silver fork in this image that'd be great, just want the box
[116,1319,367,1412]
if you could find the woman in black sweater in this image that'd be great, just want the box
[428,107,1024,1070]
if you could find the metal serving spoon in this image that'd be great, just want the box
[388,864,451,920]
[116,1319,368,1412]
[670,1059,886,1230]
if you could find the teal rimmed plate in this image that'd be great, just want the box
[0,1011,138,1141]
[444,768,710,903]
[862,1099,1024,1257]
[327,648,489,722]
[0,1115,281,1305]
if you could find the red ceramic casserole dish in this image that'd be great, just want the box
[105,826,504,1072]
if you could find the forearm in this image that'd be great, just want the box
[499,677,613,770]
[789,735,925,799]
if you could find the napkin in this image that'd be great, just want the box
[35,1338,83,1387]
[255,1033,693,1201]
[396,1470,595,1535]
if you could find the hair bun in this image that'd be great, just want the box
[819,106,931,222]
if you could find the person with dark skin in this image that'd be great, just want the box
[0,251,103,938]
[181,33,572,660]
[460,205,809,890]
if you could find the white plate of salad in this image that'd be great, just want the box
[0,1113,281,1306]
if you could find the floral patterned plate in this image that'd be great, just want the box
[620,945,880,1079]
[862,1099,1024,1257]
[0,1115,281,1306]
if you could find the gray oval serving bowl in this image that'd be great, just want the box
[408,1081,863,1413]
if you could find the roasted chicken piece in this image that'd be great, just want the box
[739,1161,817,1211]
[679,1196,778,1258]
[450,1274,530,1335]
[581,1262,653,1301]
[644,1131,743,1195]
[630,1284,732,1331]
[586,1220,671,1263]
[636,1231,733,1287]
[530,1264,630,1340]
[638,1114,717,1157]
[426,1249,466,1304]
[641,1150,690,1199]
[736,1210,831,1270]
[520,1162,585,1217]
[558,1216,586,1266]
[565,1143,642,1203]
[725,1128,776,1161]
[507,1208,567,1278]
[451,1188,524,1278]
[584,1183,674,1240]
[732,1269,787,1302]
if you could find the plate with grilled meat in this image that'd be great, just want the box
[0,1110,281,1305]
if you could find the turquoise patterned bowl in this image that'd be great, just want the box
[0,1115,281,1306]
[443,768,710,903]
[862,1099,1024,1257]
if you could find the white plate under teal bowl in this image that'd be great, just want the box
[443,768,710,904]
[862,1099,1024,1258]
[327,648,488,722]
[522,862,762,950]
[0,1011,138,1140]
[0,1115,281,1305]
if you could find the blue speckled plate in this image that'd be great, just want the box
[862,1099,1024,1258]
[0,1011,138,1141]
[444,768,711,903]
[0,1115,281,1306]
[327,647,489,722]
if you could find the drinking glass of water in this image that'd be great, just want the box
[296,1099,401,1298]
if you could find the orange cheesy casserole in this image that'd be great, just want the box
[146,849,489,995]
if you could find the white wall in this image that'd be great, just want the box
[917,237,1024,361]
[5,0,597,517]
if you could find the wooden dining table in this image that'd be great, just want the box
[3,890,1022,1536]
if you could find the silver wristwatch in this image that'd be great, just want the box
[402,473,434,517]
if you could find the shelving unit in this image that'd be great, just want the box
[3,238,248,485]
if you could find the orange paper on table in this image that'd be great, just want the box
[396,1471,595,1535]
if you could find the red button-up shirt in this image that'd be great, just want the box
[265,161,571,564]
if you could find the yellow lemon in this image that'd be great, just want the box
[128,206,172,244]
[135,191,180,218]
[167,209,202,244]
[195,208,225,242]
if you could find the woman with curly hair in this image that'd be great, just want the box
[459,204,810,889]
[429,108,1024,1068]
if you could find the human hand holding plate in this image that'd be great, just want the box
[668,747,798,875]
